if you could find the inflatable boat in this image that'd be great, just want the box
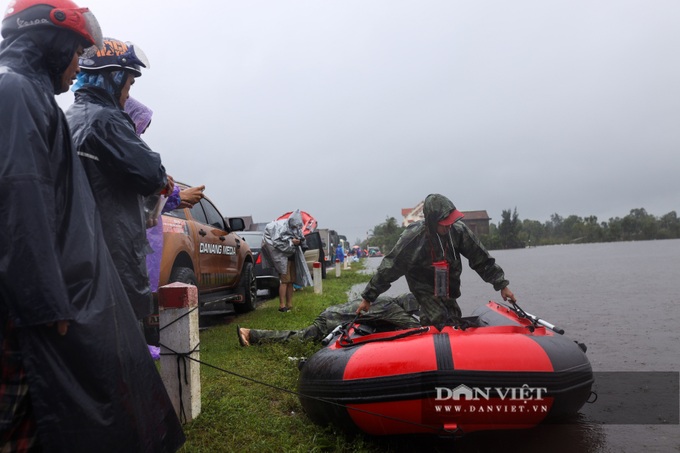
[298,301,593,436]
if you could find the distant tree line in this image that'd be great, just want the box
[480,208,680,250]
[362,208,680,253]
[361,216,404,253]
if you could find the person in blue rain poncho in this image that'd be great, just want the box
[336,243,345,264]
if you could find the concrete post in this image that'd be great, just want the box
[313,262,322,294]
[335,259,341,278]
[344,255,350,270]
[158,282,201,423]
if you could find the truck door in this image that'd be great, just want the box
[189,199,239,289]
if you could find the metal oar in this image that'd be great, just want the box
[504,301,565,335]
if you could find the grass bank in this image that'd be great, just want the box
[177,263,488,452]
[178,263,384,452]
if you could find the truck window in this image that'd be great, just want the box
[189,202,207,225]
[165,208,187,220]
[201,199,227,230]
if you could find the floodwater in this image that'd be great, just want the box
[353,239,680,452]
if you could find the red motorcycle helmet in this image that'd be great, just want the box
[2,0,102,47]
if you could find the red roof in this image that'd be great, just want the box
[461,210,490,221]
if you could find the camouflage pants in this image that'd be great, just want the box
[414,293,463,331]
[249,324,323,344]
[249,298,421,345]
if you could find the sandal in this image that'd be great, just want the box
[278,307,289,312]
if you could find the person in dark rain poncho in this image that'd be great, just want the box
[0,1,184,451]
[66,37,173,323]
[357,194,516,330]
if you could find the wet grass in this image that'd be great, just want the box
[177,262,492,452]
[177,263,383,452]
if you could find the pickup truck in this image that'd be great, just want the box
[159,184,256,315]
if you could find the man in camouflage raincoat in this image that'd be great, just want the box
[237,293,420,346]
[357,194,516,330]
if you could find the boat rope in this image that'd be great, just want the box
[160,341,459,436]
[337,325,430,348]
[158,310,456,435]
[337,312,362,345]
[334,312,431,347]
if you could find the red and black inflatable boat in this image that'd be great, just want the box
[298,301,593,436]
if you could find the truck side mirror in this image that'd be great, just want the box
[228,217,246,232]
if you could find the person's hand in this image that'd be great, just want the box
[501,287,516,303]
[292,238,301,246]
[356,299,371,315]
[163,174,175,195]
[179,185,205,207]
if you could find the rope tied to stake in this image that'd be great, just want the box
[159,306,200,424]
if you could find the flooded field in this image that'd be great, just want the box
[355,239,680,452]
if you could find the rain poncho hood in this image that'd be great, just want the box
[362,194,509,330]
[424,193,459,261]
[0,33,184,451]
[66,86,168,319]
[0,29,81,94]
[261,210,313,287]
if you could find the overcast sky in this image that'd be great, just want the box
[53,0,680,243]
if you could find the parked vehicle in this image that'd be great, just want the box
[316,228,340,266]
[367,246,383,257]
[304,231,326,279]
[159,183,256,315]
[238,231,279,297]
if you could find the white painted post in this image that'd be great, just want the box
[313,262,322,294]
[335,259,341,278]
[158,282,201,423]
[344,254,350,269]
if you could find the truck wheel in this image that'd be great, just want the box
[235,262,256,313]
[170,267,197,286]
